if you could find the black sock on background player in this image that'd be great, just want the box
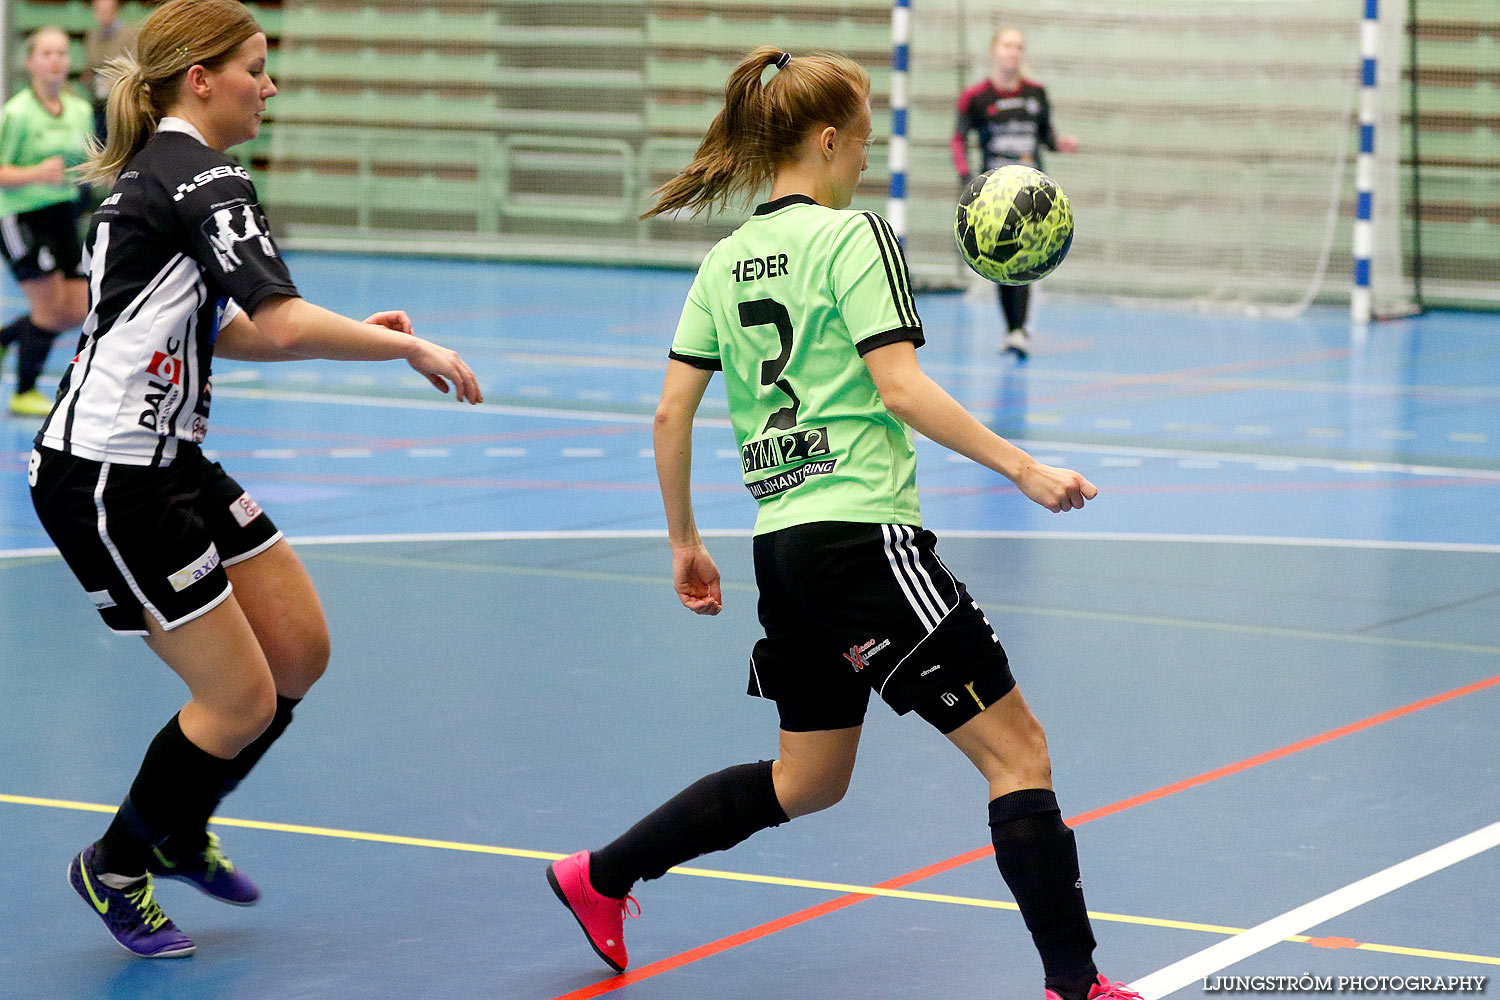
[999,284,1030,333]
[16,319,61,395]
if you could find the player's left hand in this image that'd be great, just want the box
[1057,135,1080,153]
[673,543,723,616]
[363,310,414,334]
[1015,462,1097,512]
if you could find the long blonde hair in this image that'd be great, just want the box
[643,46,870,219]
[79,0,260,183]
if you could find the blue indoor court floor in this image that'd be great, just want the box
[1,254,1497,1000]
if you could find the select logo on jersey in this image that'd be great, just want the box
[229,490,264,528]
[740,426,831,475]
[171,163,251,202]
[843,637,891,673]
[746,458,837,500]
[145,350,182,385]
[168,542,221,592]
[201,204,277,273]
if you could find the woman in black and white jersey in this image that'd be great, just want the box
[29,0,482,959]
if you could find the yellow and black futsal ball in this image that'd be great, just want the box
[955,164,1074,285]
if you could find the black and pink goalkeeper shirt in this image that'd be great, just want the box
[951,78,1060,176]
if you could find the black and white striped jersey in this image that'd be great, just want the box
[37,118,298,466]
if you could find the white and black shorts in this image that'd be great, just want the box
[29,444,282,635]
[1,200,86,283]
[749,521,1016,734]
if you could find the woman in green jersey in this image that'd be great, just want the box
[548,47,1137,1000]
[0,27,93,415]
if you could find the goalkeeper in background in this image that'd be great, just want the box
[953,27,1079,359]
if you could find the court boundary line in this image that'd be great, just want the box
[1132,821,1500,998]
[100,384,1500,479]
[538,673,1500,999]
[5,528,1500,562]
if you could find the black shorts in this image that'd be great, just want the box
[749,521,1016,734]
[1,200,86,282]
[28,444,282,636]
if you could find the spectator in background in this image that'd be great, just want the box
[83,0,139,141]
[953,28,1078,359]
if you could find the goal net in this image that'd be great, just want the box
[899,0,1415,316]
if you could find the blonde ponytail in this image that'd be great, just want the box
[77,0,259,184]
[643,46,869,219]
[78,53,156,184]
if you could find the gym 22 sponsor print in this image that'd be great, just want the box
[742,426,835,499]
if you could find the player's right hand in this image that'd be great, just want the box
[1015,462,1098,512]
[673,544,723,616]
[406,337,483,404]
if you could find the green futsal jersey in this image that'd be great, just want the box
[670,194,925,535]
[0,87,92,217]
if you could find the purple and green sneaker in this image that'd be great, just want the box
[148,831,260,906]
[68,846,195,958]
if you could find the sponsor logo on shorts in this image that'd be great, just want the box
[167,543,221,592]
[843,637,891,673]
[229,491,263,528]
[920,663,943,677]
[87,588,117,610]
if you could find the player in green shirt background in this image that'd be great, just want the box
[0,27,93,416]
[547,46,1138,1000]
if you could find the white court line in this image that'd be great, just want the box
[207,387,1499,480]
[1133,821,1500,999]
[5,530,1500,561]
[212,386,732,428]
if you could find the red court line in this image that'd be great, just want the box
[548,673,1500,1000]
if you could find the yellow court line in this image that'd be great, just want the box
[5,792,1496,968]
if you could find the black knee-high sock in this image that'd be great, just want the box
[0,314,31,351]
[999,284,1031,331]
[158,695,302,856]
[588,760,789,900]
[93,715,236,878]
[989,789,1098,1000]
[224,695,300,792]
[16,319,61,394]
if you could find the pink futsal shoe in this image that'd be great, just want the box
[546,851,638,972]
[1046,975,1144,1000]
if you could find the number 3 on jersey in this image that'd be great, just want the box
[740,298,801,432]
